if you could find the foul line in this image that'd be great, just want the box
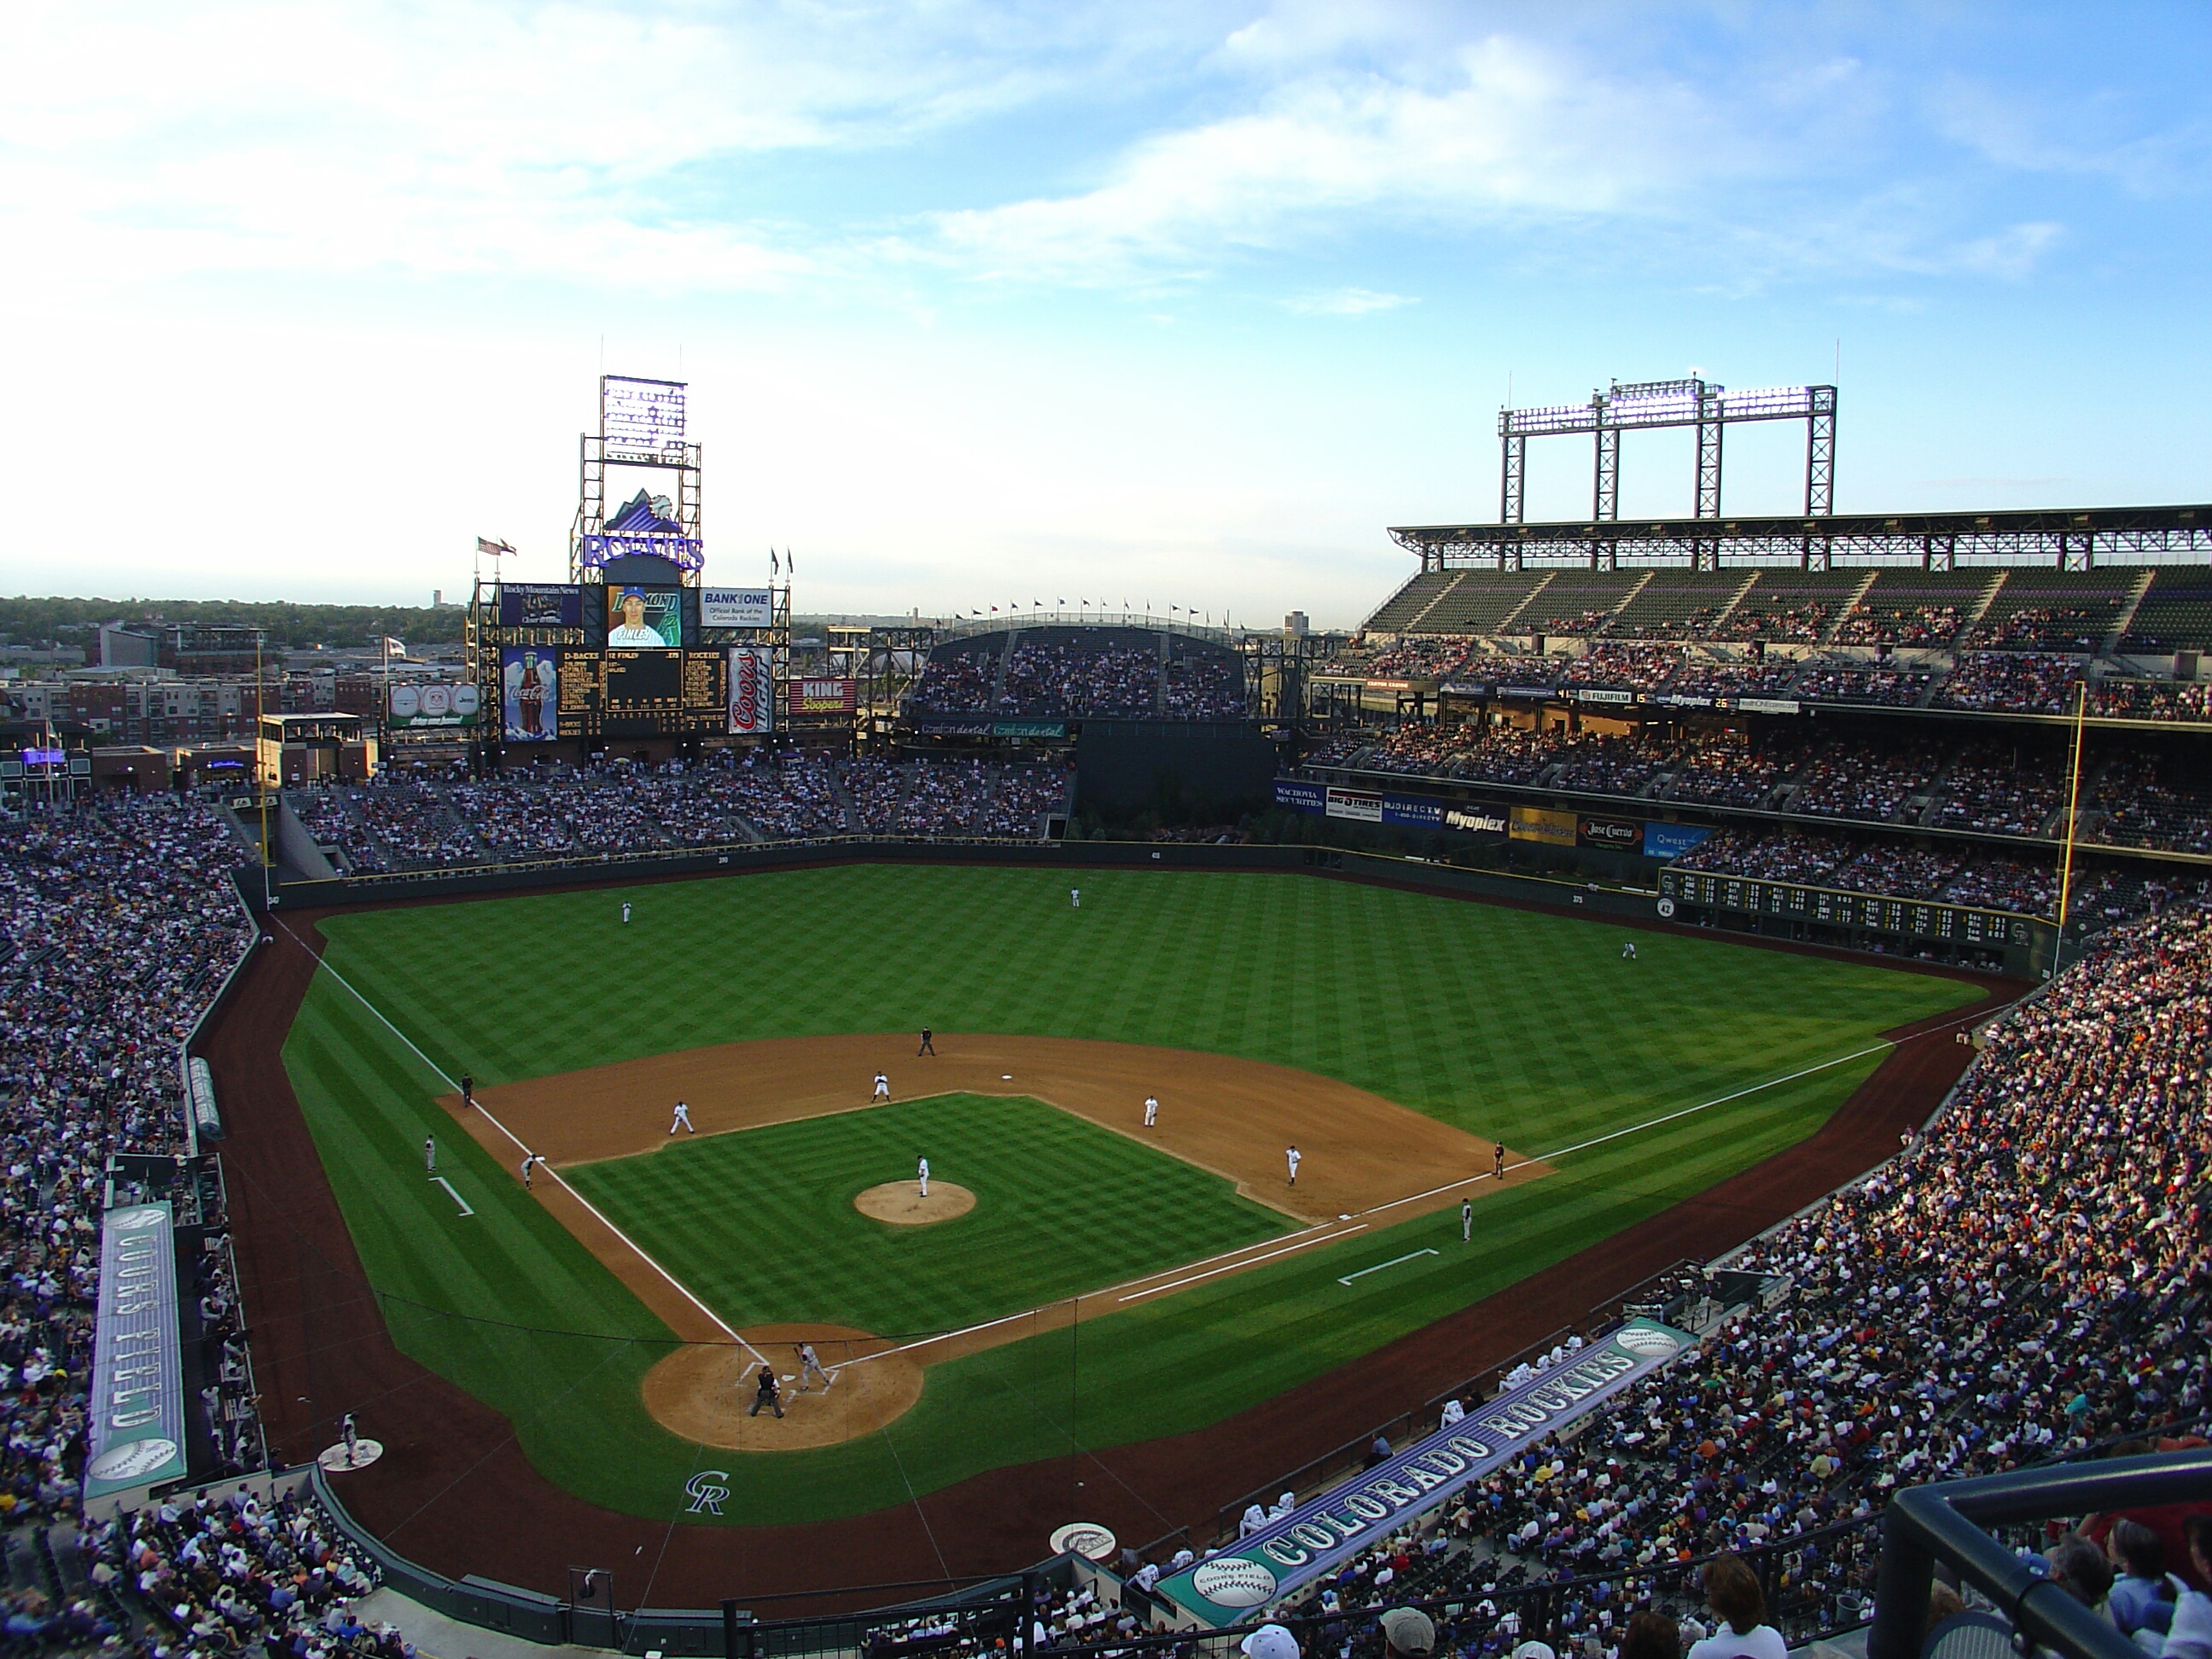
[280,920,770,1369]
[1337,1248,1435,1286]
[1117,1222,1366,1302]
[429,1177,474,1217]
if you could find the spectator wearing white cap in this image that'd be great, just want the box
[1242,1622,1299,1659]
[1382,1607,1435,1659]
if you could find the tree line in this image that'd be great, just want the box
[0,597,469,650]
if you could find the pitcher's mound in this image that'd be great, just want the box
[641,1324,923,1451]
[854,1181,975,1225]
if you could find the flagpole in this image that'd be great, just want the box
[2053,674,2089,978]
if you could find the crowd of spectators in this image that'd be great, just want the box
[1557,648,1680,696]
[1790,666,1933,707]
[1938,653,2088,715]
[0,798,261,1533]
[1786,740,1942,824]
[1359,725,1580,788]
[1928,744,2064,837]
[2093,678,2212,723]
[2092,757,2212,856]
[1661,660,1804,701]
[1834,602,1963,647]
[1665,735,1807,810]
[909,649,999,713]
[999,639,1160,717]
[1364,639,1474,680]
[1201,901,2212,1659]
[1979,605,2105,653]
[1162,650,1246,718]
[1720,597,1832,642]
[90,1481,400,1659]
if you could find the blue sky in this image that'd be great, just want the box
[3,2,2206,626]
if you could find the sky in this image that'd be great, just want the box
[3,2,2208,629]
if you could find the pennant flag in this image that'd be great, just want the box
[771,549,779,573]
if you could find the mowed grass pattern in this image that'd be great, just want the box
[279,864,1984,1522]
[566,1093,1289,1335]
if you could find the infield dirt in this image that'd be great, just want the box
[440,1032,1542,1445]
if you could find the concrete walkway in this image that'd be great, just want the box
[352,1586,608,1659]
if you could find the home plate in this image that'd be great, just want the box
[318,1440,385,1472]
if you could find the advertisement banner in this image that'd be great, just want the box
[1444,806,1509,836]
[1509,806,1576,847]
[1579,816,1643,850]
[387,683,481,730]
[1438,682,1490,697]
[496,583,583,629]
[1324,788,1384,823]
[701,588,773,629]
[1273,778,1326,813]
[1382,795,1443,828]
[501,648,561,742]
[1569,687,1636,704]
[911,719,1071,738]
[1159,1318,1696,1626]
[1735,697,1802,715]
[727,647,773,735]
[1642,822,1712,861]
[84,1203,187,1505]
[1497,684,1556,700]
[607,585,683,649]
[791,678,858,716]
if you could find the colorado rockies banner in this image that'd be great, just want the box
[84,1203,189,1511]
[1158,1317,1695,1626]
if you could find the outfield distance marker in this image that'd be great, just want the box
[1336,1248,1436,1286]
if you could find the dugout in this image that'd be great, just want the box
[1074,719,1279,823]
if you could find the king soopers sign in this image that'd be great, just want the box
[1159,1318,1694,1626]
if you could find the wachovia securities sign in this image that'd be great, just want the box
[1158,1318,1696,1625]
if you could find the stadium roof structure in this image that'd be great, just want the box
[1390,503,2212,573]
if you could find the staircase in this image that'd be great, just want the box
[1819,570,1882,645]
[988,631,1022,710]
[1708,571,1764,632]
[1493,573,1556,635]
[2102,568,2158,657]
[1400,571,1469,632]
[1604,571,1657,634]
[1958,569,2010,642]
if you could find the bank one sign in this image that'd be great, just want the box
[1160,1318,1694,1625]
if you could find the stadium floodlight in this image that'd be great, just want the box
[1496,375,1837,531]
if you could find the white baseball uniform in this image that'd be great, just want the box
[1143,1097,1158,1127]
[670,1101,695,1134]
[917,1156,929,1197]
[874,1072,890,1101]
[1286,1145,1301,1185]
[799,1343,830,1390]
[622,902,632,923]
[1070,888,1080,909]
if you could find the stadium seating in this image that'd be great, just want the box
[1969,570,2138,651]
[1832,570,1996,646]
[2121,567,2212,653]
[1604,573,1754,641]
[908,627,1244,719]
[1714,570,1869,643]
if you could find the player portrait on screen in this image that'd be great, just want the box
[502,648,557,741]
[608,586,681,649]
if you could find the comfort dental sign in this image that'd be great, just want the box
[1160,1318,1693,1625]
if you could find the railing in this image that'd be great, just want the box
[1869,1447,2212,1659]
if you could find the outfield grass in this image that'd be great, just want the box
[565,1092,1290,1336]
[280,864,1983,1522]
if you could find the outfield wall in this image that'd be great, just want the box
[249,836,2051,975]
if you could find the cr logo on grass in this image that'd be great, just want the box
[685,1470,731,1516]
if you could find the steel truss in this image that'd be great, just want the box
[1392,504,2212,573]
[1499,378,1837,533]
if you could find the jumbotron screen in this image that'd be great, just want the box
[501,647,727,740]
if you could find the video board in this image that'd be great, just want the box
[503,646,729,740]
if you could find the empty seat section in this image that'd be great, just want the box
[2121,568,2212,653]
[1972,570,2136,651]
[1606,572,1747,640]
[1835,569,1994,645]
[1415,571,1549,633]
[1361,571,1457,632]
[1521,571,1644,637]
[1716,570,1868,642]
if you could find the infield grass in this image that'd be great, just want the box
[565,1092,1290,1335]
[280,863,1985,1522]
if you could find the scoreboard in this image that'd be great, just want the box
[500,647,728,741]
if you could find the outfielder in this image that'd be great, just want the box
[1461,1197,1474,1242]
[1143,1096,1158,1128]
[873,1071,891,1102]
[1494,1142,1507,1181]
[1070,888,1080,909]
[423,1135,436,1174]
[670,1100,696,1135]
[917,1155,930,1197]
[1621,940,1637,959]
[1285,1144,1301,1186]
[797,1342,831,1392]
[622,901,632,923]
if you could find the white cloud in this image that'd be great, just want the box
[1284,286,1415,314]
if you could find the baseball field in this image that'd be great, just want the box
[275,862,1984,1527]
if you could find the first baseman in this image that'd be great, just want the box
[873,1071,891,1102]
[670,1100,695,1135]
